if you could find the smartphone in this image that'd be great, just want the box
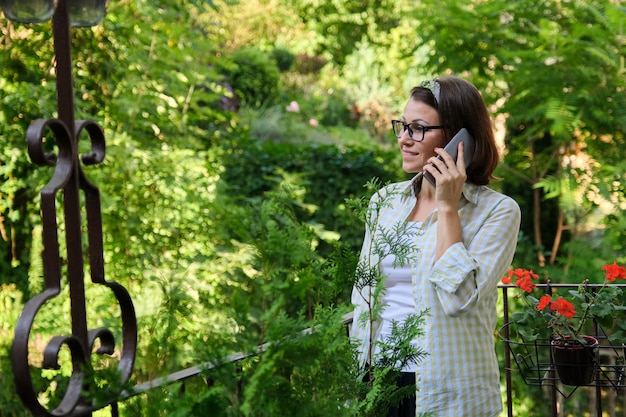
[423,128,474,188]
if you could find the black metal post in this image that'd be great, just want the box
[10,2,137,416]
[502,286,513,417]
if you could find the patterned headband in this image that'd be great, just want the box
[420,79,440,104]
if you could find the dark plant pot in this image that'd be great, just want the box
[551,336,598,386]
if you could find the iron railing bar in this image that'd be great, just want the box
[120,311,354,400]
[120,351,253,399]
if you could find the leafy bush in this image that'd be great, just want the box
[271,47,296,72]
[217,135,404,259]
[223,47,281,108]
[318,87,357,128]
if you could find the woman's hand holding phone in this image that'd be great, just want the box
[423,128,474,188]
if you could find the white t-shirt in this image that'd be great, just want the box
[375,222,420,372]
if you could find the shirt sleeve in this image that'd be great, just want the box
[428,196,521,317]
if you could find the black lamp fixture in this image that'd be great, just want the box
[0,0,107,27]
[2,1,137,417]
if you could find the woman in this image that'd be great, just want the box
[350,75,521,417]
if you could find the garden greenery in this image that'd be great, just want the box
[1,0,625,416]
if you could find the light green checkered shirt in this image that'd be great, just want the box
[350,176,521,417]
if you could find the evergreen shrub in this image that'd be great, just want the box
[271,47,295,72]
[223,48,281,108]
[218,136,404,257]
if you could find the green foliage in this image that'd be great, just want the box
[238,311,358,417]
[205,0,307,54]
[285,0,418,66]
[316,89,355,128]
[360,314,428,417]
[270,47,295,72]
[337,41,398,142]
[331,36,433,142]
[0,285,28,416]
[221,47,281,109]
[0,0,231,292]
[0,23,58,293]
[96,2,229,147]
[217,134,402,261]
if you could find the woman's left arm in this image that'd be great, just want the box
[429,196,521,317]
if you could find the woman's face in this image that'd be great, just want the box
[397,99,446,173]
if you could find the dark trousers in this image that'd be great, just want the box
[388,372,416,417]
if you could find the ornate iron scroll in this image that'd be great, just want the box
[11,2,137,416]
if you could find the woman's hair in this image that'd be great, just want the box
[410,75,499,185]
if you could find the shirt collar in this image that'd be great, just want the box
[462,182,480,205]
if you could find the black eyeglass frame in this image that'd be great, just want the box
[391,120,444,142]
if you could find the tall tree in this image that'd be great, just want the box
[285,0,418,65]
[415,0,626,271]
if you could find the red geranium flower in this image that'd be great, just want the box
[549,298,576,319]
[536,295,552,311]
[602,261,626,282]
[506,268,538,293]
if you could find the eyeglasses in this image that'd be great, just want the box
[391,120,444,142]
